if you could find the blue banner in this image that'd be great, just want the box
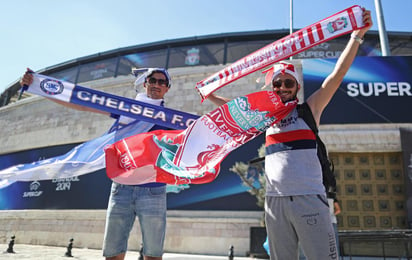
[0,135,264,210]
[302,56,412,124]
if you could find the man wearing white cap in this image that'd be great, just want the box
[19,68,172,260]
[102,68,171,260]
[207,8,372,259]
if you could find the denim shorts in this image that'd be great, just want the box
[102,182,167,257]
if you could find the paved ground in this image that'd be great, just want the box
[1,244,407,259]
[0,244,254,260]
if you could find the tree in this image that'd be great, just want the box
[229,144,266,209]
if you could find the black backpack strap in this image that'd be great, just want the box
[297,103,336,194]
[297,103,318,134]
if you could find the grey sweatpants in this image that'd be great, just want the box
[265,194,337,260]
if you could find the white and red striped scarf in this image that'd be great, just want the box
[195,5,366,100]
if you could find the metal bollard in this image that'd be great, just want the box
[228,245,234,260]
[6,235,16,253]
[64,238,74,257]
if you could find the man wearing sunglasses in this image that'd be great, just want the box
[102,68,171,260]
[144,73,170,100]
[19,68,171,260]
[207,8,372,259]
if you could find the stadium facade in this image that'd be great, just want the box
[1,29,412,256]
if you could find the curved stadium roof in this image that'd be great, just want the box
[1,29,411,107]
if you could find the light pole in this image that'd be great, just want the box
[289,0,294,60]
[374,0,391,56]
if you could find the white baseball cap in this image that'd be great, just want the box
[263,62,301,88]
[132,68,171,88]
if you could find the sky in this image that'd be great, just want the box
[1,0,411,95]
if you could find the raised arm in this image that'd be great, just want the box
[306,8,373,126]
[206,93,231,106]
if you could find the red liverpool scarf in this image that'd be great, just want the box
[105,91,297,185]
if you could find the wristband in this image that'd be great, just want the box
[351,34,364,44]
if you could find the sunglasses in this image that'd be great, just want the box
[146,77,168,87]
[272,79,297,89]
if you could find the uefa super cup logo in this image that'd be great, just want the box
[23,181,43,197]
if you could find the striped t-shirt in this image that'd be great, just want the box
[264,107,325,196]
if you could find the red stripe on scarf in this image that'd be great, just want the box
[316,23,325,40]
[307,27,315,44]
[347,7,357,29]
[297,31,305,49]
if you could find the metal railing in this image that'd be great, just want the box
[339,230,412,259]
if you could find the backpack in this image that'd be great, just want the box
[297,103,337,197]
